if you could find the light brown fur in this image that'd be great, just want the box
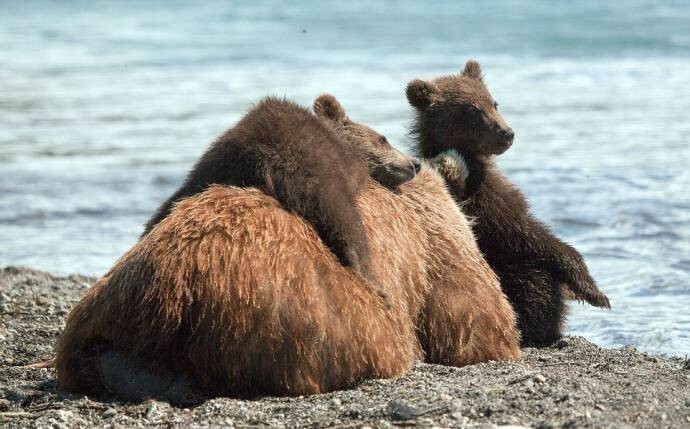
[56,98,520,400]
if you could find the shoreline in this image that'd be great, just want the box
[1,266,688,428]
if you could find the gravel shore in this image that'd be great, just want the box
[0,266,688,428]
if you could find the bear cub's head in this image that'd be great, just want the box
[406,60,514,158]
[314,94,421,189]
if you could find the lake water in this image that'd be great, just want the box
[1,1,689,357]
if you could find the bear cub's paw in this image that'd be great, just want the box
[568,278,612,309]
[431,150,469,183]
[431,150,470,197]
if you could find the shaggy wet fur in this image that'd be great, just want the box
[57,186,418,399]
[143,97,415,287]
[408,60,611,344]
[56,97,520,401]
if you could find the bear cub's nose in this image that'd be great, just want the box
[411,158,422,173]
[501,128,515,142]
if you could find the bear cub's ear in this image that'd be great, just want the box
[462,59,483,80]
[406,79,440,110]
[313,94,347,122]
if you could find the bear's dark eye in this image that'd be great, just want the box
[465,104,480,113]
[493,101,499,109]
[378,135,389,146]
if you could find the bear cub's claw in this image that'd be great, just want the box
[565,279,611,309]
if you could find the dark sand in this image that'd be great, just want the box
[1,267,688,428]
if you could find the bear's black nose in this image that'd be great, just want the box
[411,158,422,173]
[501,128,515,142]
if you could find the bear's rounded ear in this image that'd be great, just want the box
[406,79,440,110]
[462,59,483,80]
[313,93,347,122]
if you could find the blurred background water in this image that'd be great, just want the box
[1,0,689,356]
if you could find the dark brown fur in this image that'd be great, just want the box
[407,60,611,344]
[143,96,417,288]
[56,96,520,401]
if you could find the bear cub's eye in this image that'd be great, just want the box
[378,135,389,146]
[493,101,499,109]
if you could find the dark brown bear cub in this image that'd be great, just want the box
[407,60,610,344]
[144,96,419,287]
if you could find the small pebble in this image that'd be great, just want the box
[533,374,547,384]
[386,400,418,420]
[450,399,463,410]
[103,408,117,418]
[556,338,570,349]
[0,398,10,411]
[495,426,532,429]
[145,402,158,418]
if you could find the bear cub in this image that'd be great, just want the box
[407,60,610,344]
[144,96,420,287]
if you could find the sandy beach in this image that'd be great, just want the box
[1,266,688,428]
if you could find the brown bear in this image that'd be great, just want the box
[406,60,611,344]
[143,96,419,292]
[55,94,520,402]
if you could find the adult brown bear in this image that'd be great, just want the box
[407,60,611,344]
[56,95,520,402]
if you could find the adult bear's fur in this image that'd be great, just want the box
[56,95,520,401]
[407,60,611,344]
[144,97,417,287]
[57,186,419,399]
